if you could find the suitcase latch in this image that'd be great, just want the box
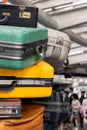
[19,6,31,19]
[19,12,31,19]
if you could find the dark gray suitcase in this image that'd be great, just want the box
[23,91,70,123]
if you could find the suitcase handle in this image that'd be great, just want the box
[36,45,45,58]
[0,15,8,24]
[0,81,17,91]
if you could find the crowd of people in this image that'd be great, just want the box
[60,87,87,130]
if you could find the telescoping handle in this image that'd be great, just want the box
[0,81,17,91]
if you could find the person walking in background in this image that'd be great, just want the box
[68,87,74,98]
[79,91,85,105]
[70,94,81,130]
[81,93,87,120]
[79,91,85,128]
[63,91,69,102]
[68,87,74,105]
[68,87,77,127]
[60,91,71,130]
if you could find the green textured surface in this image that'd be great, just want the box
[0,25,48,44]
[0,55,44,70]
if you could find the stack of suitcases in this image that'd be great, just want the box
[0,3,54,130]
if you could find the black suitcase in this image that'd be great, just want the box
[0,99,22,118]
[0,4,38,27]
[43,122,58,130]
[23,91,70,123]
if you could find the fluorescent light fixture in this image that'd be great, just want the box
[79,79,84,82]
[44,8,53,12]
[84,79,87,83]
[54,4,72,10]
[73,0,87,6]
[69,50,84,56]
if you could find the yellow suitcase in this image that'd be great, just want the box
[0,61,54,98]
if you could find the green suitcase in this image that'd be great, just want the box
[0,25,48,69]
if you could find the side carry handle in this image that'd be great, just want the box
[0,15,8,24]
[36,45,45,58]
[0,81,17,91]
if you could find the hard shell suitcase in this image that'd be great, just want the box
[0,105,44,130]
[43,122,58,130]
[0,61,54,98]
[0,99,22,118]
[0,25,48,69]
[26,91,69,123]
[45,28,71,71]
[0,4,38,27]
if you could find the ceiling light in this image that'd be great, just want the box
[73,0,87,6]
[44,8,53,12]
[69,50,84,56]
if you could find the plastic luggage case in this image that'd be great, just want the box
[0,104,44,130]
[43,122,58,130]
[0,61,54,98]
[0,4,38,28]
[45,28,71,71]
[26,91,70,123]
[0,99,22,118]
[0,25,48,69]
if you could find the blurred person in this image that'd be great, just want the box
[60,111,72,130]
[81,93,87,120]
[64,91,69,102]
[68,87,74,105]
[68,87,77,127]
[60,91,71,130]
[79,91,85,105]
[70,94,81,130]
[79,91,85,128]
[68,87,73,98]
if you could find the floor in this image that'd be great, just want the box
[75,119,87,130]
[58,119,87,130]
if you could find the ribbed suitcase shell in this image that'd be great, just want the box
[0,25,48,69]
[0,61,54,98]
[26,91,69,123]
[45,28,71,71]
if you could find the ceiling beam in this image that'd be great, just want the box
[64,30,87,47]
[34,0,79,9]
[80,33,87,39]
[71,43,81,48]
[71,26,87,33]
[51,7,87,30]
[69,53,87,65]
[69,46,87,54]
